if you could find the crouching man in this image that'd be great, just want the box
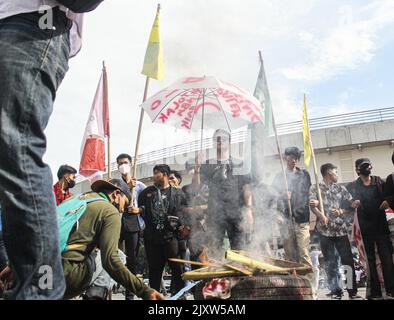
[0,179,163,300]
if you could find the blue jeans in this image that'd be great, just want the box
[0,9,70,299]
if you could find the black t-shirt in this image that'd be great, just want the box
[138,185,186,244]
[346,176,390,236]
[200,158,251,219]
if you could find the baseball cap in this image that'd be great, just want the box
[91,178,131,202]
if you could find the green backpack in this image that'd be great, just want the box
[57,193,108,252]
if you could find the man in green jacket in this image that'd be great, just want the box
[62,178,164,300]
[1,178,163,300]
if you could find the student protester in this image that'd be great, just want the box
[53,165,77,205]
[116,153,146,300]
[272,147,312,266]
[346,158,394,300]
[193,129,253,257]
[132,165,187,296]
[0,179,163,300]
[310,163,362,300]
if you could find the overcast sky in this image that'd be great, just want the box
[43,0,394,180]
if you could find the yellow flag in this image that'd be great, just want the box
[302,94,312,167]
[141,5,164,80]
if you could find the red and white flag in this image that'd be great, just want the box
[79,66,110,177]
[351,209,368,270]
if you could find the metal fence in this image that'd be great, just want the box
[77,107,394,183]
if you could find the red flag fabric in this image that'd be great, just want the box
[351,209,368,270]
[79,68,110,177]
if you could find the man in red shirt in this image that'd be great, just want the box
[53,165,77,205]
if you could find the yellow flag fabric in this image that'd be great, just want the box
[141,8,164,80]
[302,94,312,167]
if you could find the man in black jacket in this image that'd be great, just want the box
[272,147,312,266]
[346,158,394,300]
[131,164,186,296]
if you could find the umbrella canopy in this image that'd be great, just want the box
[141,76,263,132]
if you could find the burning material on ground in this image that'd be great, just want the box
[171,250,313,281]
[170,250,314,300]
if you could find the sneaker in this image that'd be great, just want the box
[386,293,394,300]
[349,294,364,300]
[326,290,343,297]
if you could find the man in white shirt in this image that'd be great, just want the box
[0,1,101,299]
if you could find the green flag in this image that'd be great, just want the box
[254,59,274,137]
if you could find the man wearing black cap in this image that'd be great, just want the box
[131,164,187,296]
[272,146,312,266]
[347,158,394,300]
[60,178,163,300]
[53,165,78,205]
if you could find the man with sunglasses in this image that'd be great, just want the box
[193,129,253,258]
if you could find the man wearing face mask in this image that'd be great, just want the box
[116,153,146,300]
[53,165,77,205]
[346,158,394,300]
[0,178,164,300]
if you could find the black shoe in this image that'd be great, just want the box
[349,294,364,300]
[368,295,384,300]
[82,286,109,300]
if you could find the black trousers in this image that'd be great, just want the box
[206,216,243,257]
[320,234,358,296]
[144,238,185,295]
[120,231,140,300]
[363,233,394,297]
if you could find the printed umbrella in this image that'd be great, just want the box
[140,76,263,141]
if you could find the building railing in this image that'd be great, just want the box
[76,106,394,183]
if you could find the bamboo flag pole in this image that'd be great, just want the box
[258,51,299,260]
[131,3,163,204]
[258,51,293,221]
[103,61,111,180]
[132,76,150,179]
[303,94,325,216]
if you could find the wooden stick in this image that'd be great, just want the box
[210,259,253,277]
[258,51,299,261]
[103,61,111,180]
[304,94,325,216]
[183,269,240,281]
[225,250,288,273]
[169,258,220,268]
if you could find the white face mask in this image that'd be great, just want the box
[118,164,131,175]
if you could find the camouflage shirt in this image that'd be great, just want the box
[309,182,353,237]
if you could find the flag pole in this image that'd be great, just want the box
[304,94,325,216]
[258,51,299,261]
[132,76,151,179]
[103,60,111,180]
[131,3,161,204]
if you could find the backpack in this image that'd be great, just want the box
[57,0,104,13]
[57,194,108,252]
